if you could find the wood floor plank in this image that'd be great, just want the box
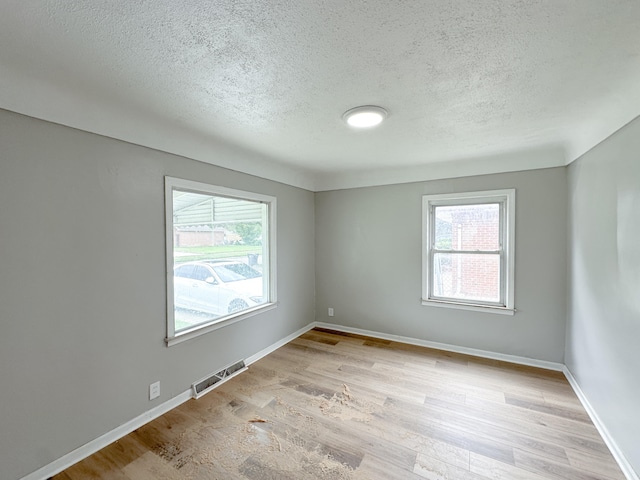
[50,473,73,480]
[470,451,551,480]
[381,391,570,464]
[414,452,489,480]
[433,391,602,442]
[513,448,625,480]
[381,396,518,465]
[119,451,185,480]
[353,453,426,480]
[62,450,130,480]
[565,448,628,480]
[405,433,472,469]
[255,385,418,472]
[52,328,626,480]
[505,393,592,423]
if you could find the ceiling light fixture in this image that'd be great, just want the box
[343,105,387,128]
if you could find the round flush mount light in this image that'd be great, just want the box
[343,105,387,128]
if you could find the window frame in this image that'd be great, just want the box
[165,177,277,346]
[422,189,515,315]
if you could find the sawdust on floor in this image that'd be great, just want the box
[156,391,355,480]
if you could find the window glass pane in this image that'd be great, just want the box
[434,204,500,251]
[212,263,261,282]
[191,265,210,281]
[432,253,500,303]
[174,264,194,279]
[172,190,267,333]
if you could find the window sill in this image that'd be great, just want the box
[166,302,278,347]
[421,299,515,316]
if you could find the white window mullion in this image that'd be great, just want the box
[422,189,515,315]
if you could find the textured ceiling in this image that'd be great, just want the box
[1,0,639,190]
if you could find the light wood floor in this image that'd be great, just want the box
[53,328,625,480]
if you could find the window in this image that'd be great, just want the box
[422,189,515,314]
[165,177,276,345]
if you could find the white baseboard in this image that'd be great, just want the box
[21,322,317,480]
[245,322,316,366]
[314,322,564,371]
[563,367,639,480]
[315,323,637,479]
[20,389,193,480]
[21,321,637,480]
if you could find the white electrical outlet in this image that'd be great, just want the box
[149,381,160,400]
[328,307,334,317]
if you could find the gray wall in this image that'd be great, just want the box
[566,117,640,474]
[315,167,568,363]
[0,109,316,480]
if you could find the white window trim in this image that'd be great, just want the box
[165,177,277,346]
[422,189,515,315]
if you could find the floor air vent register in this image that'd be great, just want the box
[192,359,247,399]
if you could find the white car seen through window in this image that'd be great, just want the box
[174,261,264,317]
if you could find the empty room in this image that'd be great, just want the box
[0,1,638,479]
